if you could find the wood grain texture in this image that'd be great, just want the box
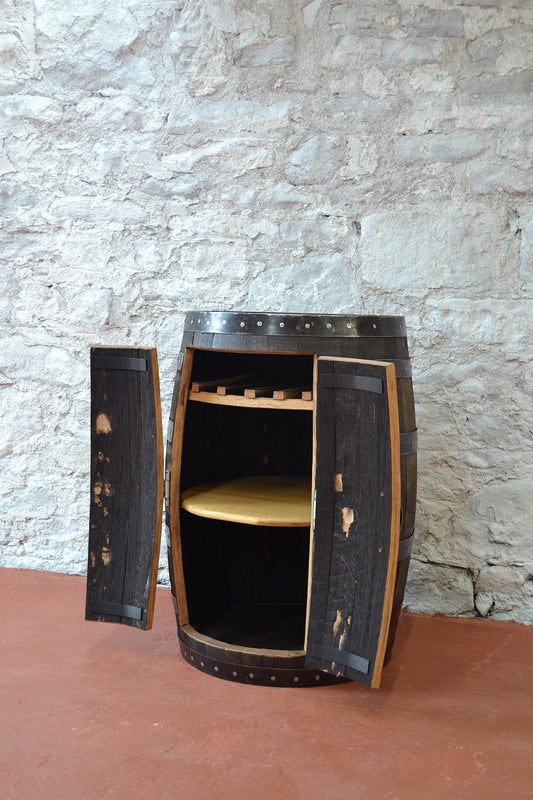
[272,386,311,400]
[86,346,163,630]
[168,346,195,626]
[305,357,400,688]
[188,391,310,410]
[371,362,400,687]
[191,371,258,392]
[179,623,305,661]
[181,475,312,526]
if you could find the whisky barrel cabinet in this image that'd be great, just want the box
[86,313,417,690]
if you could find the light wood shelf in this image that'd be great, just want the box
[181,475,312,527]
[188,390,312,411]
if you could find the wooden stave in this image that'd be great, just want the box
[87,346,163,631]
[165,317,417,681]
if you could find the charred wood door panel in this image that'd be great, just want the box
[86,347,164,630]
[305,357,400,688]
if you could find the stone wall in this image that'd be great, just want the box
[1,0,532,622]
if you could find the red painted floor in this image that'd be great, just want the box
[1,568,532,800]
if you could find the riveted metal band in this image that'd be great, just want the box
[391,359,412,379]
[166,419,174,445]
[184,312,406,338]
[89,601,143,621]
[164,469,171,504]
[178,641,347,687]
[398,532,415,562]
[400,430,418,454]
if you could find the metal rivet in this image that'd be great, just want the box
[305,323,310,329]
[206,320,210,325]
[257,320,262,326]
[240,321,245,328]
[373,323,377,329]
[232,671,238,677]
[326,323,332,329]
[279,322,285,328]
[315,675,320,681]
[214,666,219,672]
[293,677,299,683]
[200,661,204,667]
[190,656,194,661]
[270,676,276,682]
[347,323,352,329]
[249,672,254,679]
[223,319,227,325]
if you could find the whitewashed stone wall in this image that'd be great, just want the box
[1,0,532,622]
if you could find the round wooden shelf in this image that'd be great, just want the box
[180,475,312,527]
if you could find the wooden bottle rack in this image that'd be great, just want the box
[183,368,313,525]
[188,371,313,410]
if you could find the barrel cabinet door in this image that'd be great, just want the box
[86,347,164,630]
[305,356,401,688]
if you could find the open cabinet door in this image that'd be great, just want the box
[85,347,164,630]
[305,356,401,688]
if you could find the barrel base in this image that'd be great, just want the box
[178,627,347,688]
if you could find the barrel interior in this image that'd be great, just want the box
[179,349,314,651]
[181,517,310,649]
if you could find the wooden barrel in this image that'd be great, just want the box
[165,312,417,686]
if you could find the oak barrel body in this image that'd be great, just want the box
[165,313,417,685]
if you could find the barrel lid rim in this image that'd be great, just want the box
[183,311,407,337]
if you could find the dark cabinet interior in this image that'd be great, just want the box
[178,348,315,652]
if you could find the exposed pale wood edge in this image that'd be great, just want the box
[304,354,319,653]
[272,386,312,400]
[186,345,316,357]
[181,623,305,659]
[318,355,395,368]
[371,363,401,688]
[192,371,259,392]
[169,347,195,626]
[145,348,164,630]
[243,388,269,398]
[244,384,278,398]
[181,506,310,526]
[90,344,149,350]
[180,478,312,527]
[188,391,311,411]
[217,374,271,395]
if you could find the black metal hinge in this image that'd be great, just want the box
[88,601,143,621]
[311,643,370,675]
[94,356,147,372]
[319,373,384,394]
